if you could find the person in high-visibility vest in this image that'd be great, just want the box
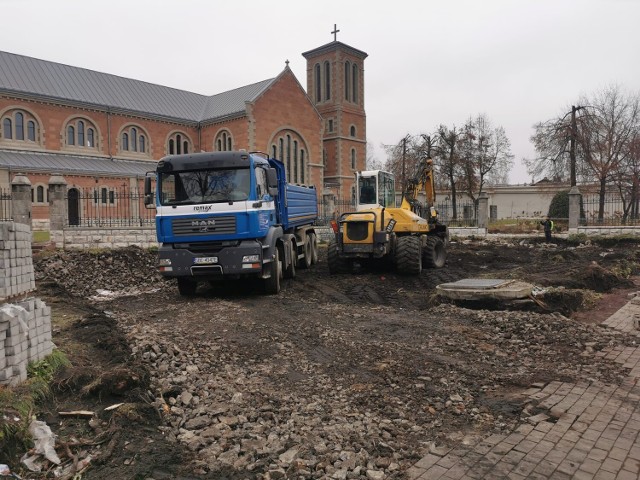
[540,217,554,242]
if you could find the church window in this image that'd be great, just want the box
[328,119,333,133]
[314,63,321,103]
[64,117,99,149]
[352,64,359,103]
[77,121,85,147]
[167,131,191,155]
[324,61,331,101]
[121,124,149,154]
[350,125,356,137]
[351,148,356,169]
[2,118,11,139]
[345,61,351,101]
[15,112,24,140]
[271,129,308,184]
[1,109,40,144]
[36,185,44,203]
[27,121,36,141]
[214,130,232,152]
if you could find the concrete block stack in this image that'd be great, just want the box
[0,222,36,302]
[0,221,53,386]
[0,301,53,386]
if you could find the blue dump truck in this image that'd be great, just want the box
[144,151,319,295]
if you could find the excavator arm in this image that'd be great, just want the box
[400,158,438,221]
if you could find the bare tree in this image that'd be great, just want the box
[577,86,640,221]
[366,141,386,170]
[433,125,463,219]
[458,114,514,203]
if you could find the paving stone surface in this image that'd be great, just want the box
[406,300,640,480]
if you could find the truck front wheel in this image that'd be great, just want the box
[177,278,198,296]
[264,248,282,294]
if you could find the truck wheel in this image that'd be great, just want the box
[423,236,446,268]
[283,240,296,279]
[309,232,319,265]
[264,248,282,294]
[395,235,422,275]
[327,238,350,274]
[177,278,198,296]
[301,235,312,269]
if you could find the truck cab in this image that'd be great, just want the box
[145,151,318,295]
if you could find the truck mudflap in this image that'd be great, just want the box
[158,240,263,278]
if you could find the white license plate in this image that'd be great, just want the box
[193,256,218,265]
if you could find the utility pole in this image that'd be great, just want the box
[401,136,407,193]
[570,105,577,187]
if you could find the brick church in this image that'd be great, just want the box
[0,32,367,227]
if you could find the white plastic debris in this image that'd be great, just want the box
[28,419,61,465]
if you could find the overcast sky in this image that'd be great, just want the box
[2,0,638,184]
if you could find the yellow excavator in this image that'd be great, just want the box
[328,158,447,274]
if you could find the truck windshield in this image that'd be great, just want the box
[159,168,250,205]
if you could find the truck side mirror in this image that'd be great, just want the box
[267,168,279,197]
[144,176,155,208]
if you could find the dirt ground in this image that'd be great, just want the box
[7,236,640,479]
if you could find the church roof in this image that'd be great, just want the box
[0,149,152,177]
[0,51,275,124]
[302,41,368,60]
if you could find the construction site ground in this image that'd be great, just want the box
[7,236,640,479]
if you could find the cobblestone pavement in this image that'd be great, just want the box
[406,297,640,480]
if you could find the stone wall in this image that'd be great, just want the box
[55,227,158,249]
[570,226,640,236]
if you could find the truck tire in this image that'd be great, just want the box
[395,235,422,275]
[264,247,282,294]
[301,235,312,269]
[423,235,446,268]
[283,240,296,279]
[309,232,319,265]
[327,238,350,274]
[177,278,197,296]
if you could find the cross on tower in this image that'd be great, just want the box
[331,24,340,41]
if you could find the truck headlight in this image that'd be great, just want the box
[242,254,260,263]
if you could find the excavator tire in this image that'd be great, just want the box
[423,235,446,268]
[395,235,422,275]
[327,238,351,274]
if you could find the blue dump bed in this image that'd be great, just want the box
[284,183,318,230]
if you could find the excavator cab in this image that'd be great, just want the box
[356,170,396,211]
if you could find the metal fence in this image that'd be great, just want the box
[581,193,640,226]
[65,187,155,227]
[315,196,478,227]
[0,189,12,221]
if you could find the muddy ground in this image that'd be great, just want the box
[6,236,640,479]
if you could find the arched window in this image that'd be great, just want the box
[64,117,98,149]
[351,148,356,169]
[214,130,232,152]
[27,121,36,142]
[352,64,359,103]
[1,109,40,144]
[2,118,11,139]
[314,63,321,103]
[15,112,24,140]
[68,126,76,145]
[270,129,308,184]
[344,61,351,101]
[324,61,331,101]
[350,125,356,137]
[168,132,192,155]
[121,125,148,154]
[36,185,44,203]
[77,121,85,147]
